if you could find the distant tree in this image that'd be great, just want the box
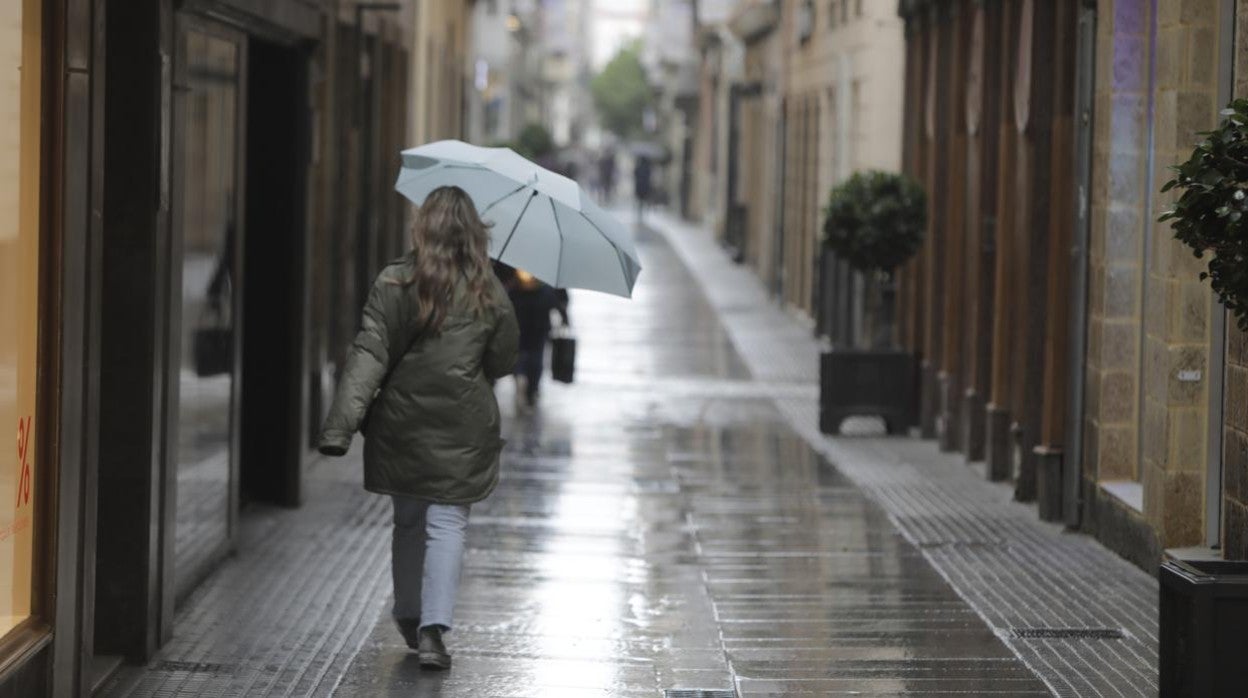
[590,42,653,138]
[513,123,555,160]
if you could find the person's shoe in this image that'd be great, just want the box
[395,618,421,649]
[417,625,451,670]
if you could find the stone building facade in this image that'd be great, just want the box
[898,0,1084,512]
[410,1,474,143]
[782,0,905,320]
[1082,0,1233,568]
[898,0,1248,572]
[700,0,904,322]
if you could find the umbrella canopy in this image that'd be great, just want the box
[395,140,642,298]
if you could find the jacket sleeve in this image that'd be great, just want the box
[318,277,394,456]
[484,295,520,382]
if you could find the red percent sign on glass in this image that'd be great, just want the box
[16,416,32,508]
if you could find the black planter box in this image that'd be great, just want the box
[1159,557,1248,697]
[819,349,917,436]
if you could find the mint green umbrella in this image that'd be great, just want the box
[395,140,641,298]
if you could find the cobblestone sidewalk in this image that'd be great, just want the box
[645,208,1159,698]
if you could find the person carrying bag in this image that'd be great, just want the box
[318,186,519,671]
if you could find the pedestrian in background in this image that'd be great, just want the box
[498,265,569,411]
[318,186,519,671]
[633,154,652,221]
[598,148,617,204]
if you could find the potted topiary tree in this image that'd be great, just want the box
[1156,99,1248,697]
[819,170,926,435]
[1160,99,1248,331]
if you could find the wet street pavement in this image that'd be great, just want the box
[104,224,1054,697]
[332,226,1047,696]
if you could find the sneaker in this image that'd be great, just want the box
[417,625,451,670]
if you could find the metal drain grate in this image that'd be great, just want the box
[664,691,735,698]
[1011,627,1125,640]
[154,660,234,675]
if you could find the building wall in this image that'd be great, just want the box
[1084,0,1150,499]
[1222,0,1248,561]
[1227,325,1248,558]
[466,1,512,145]
[1082,0,1227,563]
[411,1,473,144]
[703,0,903,321]
[787,0,904,187]
[769,0,904,318]
[466,0,554,147]
[1141,0,1222,549]
[891,0,1221,568]
[739,25,784,290]
[693,23,745,242]
[688,0,746,226]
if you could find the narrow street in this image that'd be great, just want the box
[104,222,1061,697]
[13,2,1247,695]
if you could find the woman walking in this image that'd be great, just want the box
[318,186,519,670]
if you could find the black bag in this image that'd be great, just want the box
[550,332,576,384]
[193,327,232,377]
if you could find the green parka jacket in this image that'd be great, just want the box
[318,257,520,503]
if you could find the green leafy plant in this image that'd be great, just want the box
[1160,99,1248,331]
[822,171,926,276]
[590,41,654,138]
[514,124,554,160]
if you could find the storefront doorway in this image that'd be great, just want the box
[169,17,246,601]
[240,37,310,507]
[91,0,316,678]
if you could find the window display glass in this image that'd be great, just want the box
[0,0,42,638]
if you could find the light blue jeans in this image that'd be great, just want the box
[391,497,471,631]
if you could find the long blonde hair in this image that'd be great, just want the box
[401,186,494,333]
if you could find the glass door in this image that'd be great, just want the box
[170,19,245,599]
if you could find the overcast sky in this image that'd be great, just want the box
[590,0,648,69]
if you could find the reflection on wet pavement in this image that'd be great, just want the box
[334,229,1049,696]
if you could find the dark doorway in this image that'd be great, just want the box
[240,38,310,507]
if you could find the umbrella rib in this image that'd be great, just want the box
[565,210,636,293]
[497,191,537,259]
[480,182,530,217]
[394,161,448,186]
[615,246,636,291]
[578,210,639,265]
[550,198,566,286]
[394,162,479,192]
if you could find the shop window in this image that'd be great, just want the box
[0,0,42,639]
